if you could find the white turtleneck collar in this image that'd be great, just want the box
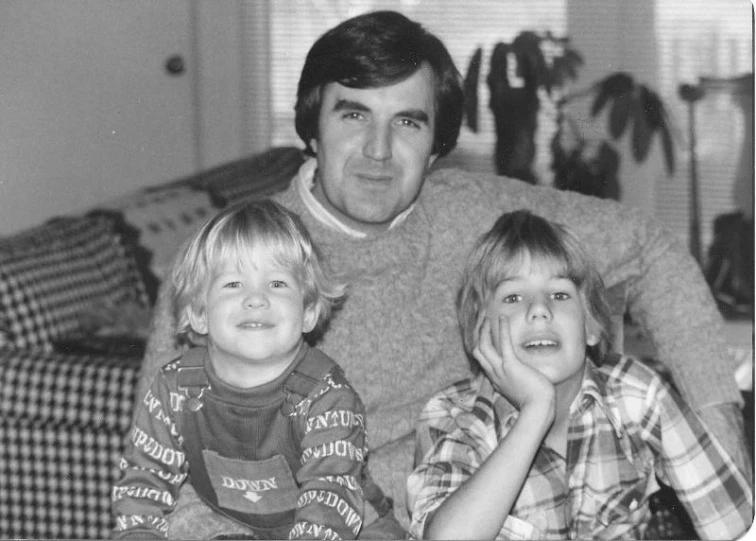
[294,158,416,239]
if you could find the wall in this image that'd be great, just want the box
[194,1,272,168]
[0,1,255,236]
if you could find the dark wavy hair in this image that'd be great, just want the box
[457,210,614,366]
[295,10,464,158]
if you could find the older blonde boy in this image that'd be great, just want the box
[408,210,752,540]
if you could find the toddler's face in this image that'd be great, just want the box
[190,246,317,386]
[483,254,598,391]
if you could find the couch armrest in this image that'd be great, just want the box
[0,345,141,433]
[0,346,142,539]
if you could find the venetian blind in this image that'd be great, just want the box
[654,0,752,253]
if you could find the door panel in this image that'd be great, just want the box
[0,0,197,234]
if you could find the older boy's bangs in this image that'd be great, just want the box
[480,230,578,293]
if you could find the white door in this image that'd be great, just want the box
[0,0,197,235]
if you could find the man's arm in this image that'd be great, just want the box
[645,368,753,540]
[139,278,185,402]
[610,203,750,478]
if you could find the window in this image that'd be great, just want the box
[654,0,752,252]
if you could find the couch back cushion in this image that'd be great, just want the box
[95,146,304,302]
[194,146,305,206]
[0,215,148,352]
[98,184,219,302]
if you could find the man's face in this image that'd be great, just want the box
[311,65,438,234]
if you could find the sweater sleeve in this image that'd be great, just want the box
[290,367,367,540]
[112,370,188,539]
[640,372,753,540]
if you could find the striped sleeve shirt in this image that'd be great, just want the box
[407,355,753,540]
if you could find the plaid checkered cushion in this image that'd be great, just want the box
[0,418,126,539]
[0,346,140,433]
[0,215,148,352]
[0,346,141,539]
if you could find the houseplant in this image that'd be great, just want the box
[465,32,676,199]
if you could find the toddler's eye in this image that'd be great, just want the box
[270,280,287,289]
[553,292,571,300]
[503,294,521,303]
[224,281,242,289]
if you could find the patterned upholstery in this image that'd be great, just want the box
[0,346,141,539]
[99,185,219,287]
[0,215,148,352]
[0,146,303,539]
[95,147,305,299]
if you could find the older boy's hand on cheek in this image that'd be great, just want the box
[425,316,558,540]
[474,316,556,418]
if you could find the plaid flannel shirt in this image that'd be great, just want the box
[407,355,753,540]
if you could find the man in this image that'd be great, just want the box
[142,10,749,536]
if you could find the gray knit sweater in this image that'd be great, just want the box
[142,162,741,528]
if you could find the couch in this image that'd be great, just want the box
[0,146,306,539]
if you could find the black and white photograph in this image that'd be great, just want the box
[0,1,752,539]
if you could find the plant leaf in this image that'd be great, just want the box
[634,84,675,172]
[631,95,652,163]
[660,120,676,175]
[511,31,546,90]
[561,49,584,80]
[591,73,635,117]
[609,91,632,139]
[640,86,665,129]
[591,85,612,117]
[464,47,482,132]
[487,42,510,95]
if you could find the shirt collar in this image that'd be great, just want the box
[294,157,416,238]
[490,359,626,438]
[575,361,626,438]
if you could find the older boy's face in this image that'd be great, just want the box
[484,255,599,393]
[311,65,438,235]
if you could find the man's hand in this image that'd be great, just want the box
[473,315,556,416]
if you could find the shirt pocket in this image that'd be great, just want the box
[203,450,299,515]
[595,485,648,528]
[590,457,652,531]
